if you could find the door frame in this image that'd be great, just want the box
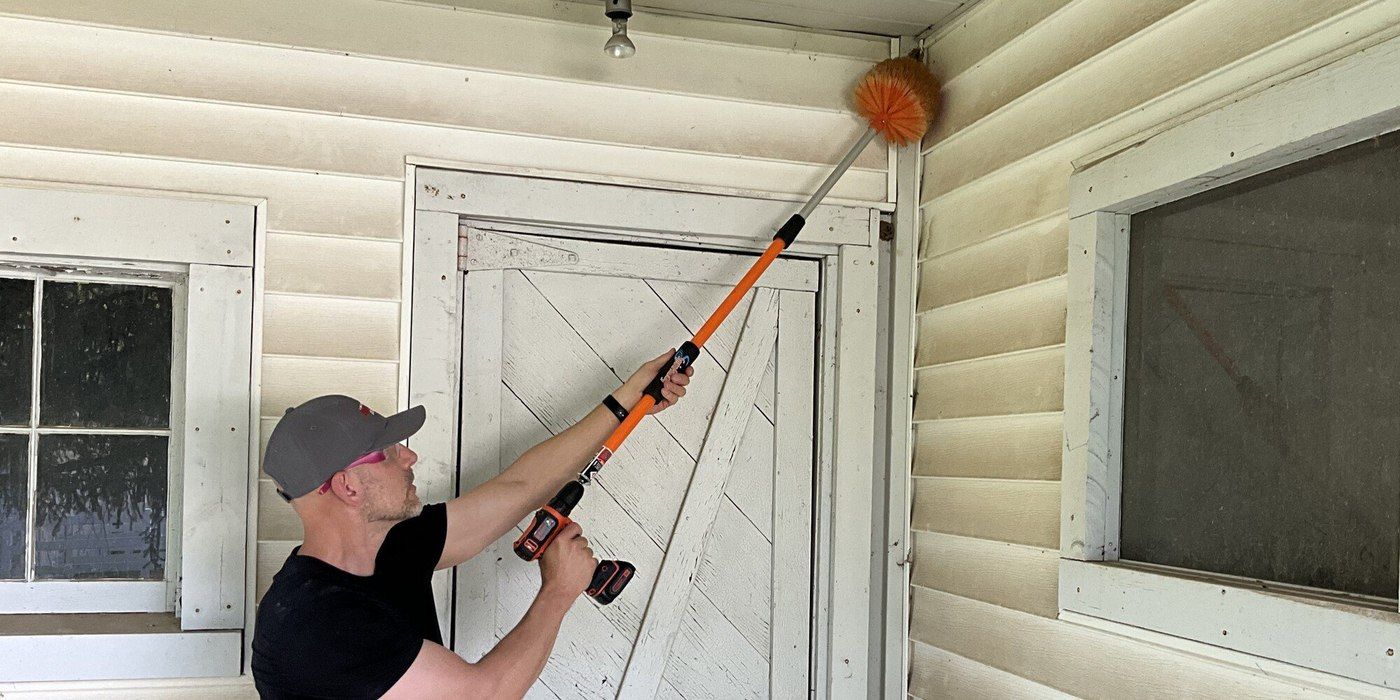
[404,165,885,699]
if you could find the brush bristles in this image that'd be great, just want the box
[852,56,940,146]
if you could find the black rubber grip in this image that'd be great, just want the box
[642,342,700,404]
[774,214,806,247]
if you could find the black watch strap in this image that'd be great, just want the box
[602,394,630,423]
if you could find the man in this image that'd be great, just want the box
[251,352,692,699]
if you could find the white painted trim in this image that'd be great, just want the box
[399,163,417,412]
[453,269,505,661]
[619,290,780,698]
[825,241,880,698]
[0,184,253,266]
[242,200,268,673]
[404,155,896,213]
[460,227,819,292]
[1059,211,1127,562]
[0,582,167,614]
[416,168,874,251]
[406,209,464,641]
[1061,27,1400,691]
[1061,560,1400,688]
[1060,609,1400,698]
[0,675,254,698]
[0,629,241,682]
[882,34,922,700]
[772,289,817,699]
[180,263,253,630]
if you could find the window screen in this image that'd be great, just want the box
[1122,129,1400,599]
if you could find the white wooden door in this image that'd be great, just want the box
[454,227,819,699]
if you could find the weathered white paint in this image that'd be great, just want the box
[825,239,880,697]
[460,228,818,292]
[771,290,817,699]
[620,289,780,698]
[406,209,463,640]
[421,169,876,253]
[180,263,254,631]
[1062,561,1400,688]
[454,267,505,661]
[0,629,242,682]
[0,184,253,266]
[0,581,168,614]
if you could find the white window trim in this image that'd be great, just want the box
[0,183,261,682]
[1060,33,1400,690]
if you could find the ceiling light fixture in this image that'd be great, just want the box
[603,0,636,59]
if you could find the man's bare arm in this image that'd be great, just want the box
[436,352,689,570]
[387,524,596,699]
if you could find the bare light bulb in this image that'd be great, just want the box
[604,19,635,58]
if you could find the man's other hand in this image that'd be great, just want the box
[539,522,597,600]
[616,349,694,414]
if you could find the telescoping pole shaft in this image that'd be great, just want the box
[513,127,880,588]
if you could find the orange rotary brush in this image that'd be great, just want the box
[853,56,941,146]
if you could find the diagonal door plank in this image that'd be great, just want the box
[617,289,779,699]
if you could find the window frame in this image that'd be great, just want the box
[1060,33,1400,689]
[0,183,260,682]
[0,262,185,613]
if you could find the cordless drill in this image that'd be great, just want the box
[513,480,634,605]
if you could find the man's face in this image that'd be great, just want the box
[359,443,422,523]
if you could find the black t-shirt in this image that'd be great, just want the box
[251,503,448,699]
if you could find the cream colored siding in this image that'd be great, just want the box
[0,2,889,662]
[911,0,1400,695]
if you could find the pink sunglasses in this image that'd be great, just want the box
[317,449,388,495]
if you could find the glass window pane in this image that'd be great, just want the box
[40,282,172,429]
[0,433,26,580]
[0,277,34,426]
[34,434,167,580]
[1122,129,1400,598]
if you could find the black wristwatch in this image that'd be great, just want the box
[602,394,630,423]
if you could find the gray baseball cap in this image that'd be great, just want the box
[264,395,426,500]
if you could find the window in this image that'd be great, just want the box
[1,270,182,612]
[1121,130,1400,601]
[1060,34,1400,691]
[0,184,256,681]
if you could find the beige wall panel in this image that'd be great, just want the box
[0,0,877,112]
[913,412,1062,481]
[0,16,883,172]
[917,215,1067,310]
[0,145,402,239]
[920,158,1067,257]
[260,356,398,419]
[909,641,1071,700]
[928,0,1193,143]
[913,346,1064,420]
[911,532,1057,618]
[914,276,1066,366]
[910,587,1338,698]
[922,0,1380,202]
[264,233,402,300]
[922,0,1074,83]
[255,541,296,601]
[261,293,400,361]
[0,82,887,202]
[910,477,1059,548]
[256,480,302,543]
